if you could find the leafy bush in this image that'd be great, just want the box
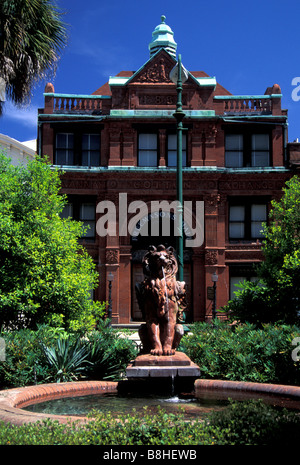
[0,400,299,445]
[206,398,300,446]
[0,322,137,388]
[0,154,105,332]
[0,327,57,388]
[179,320,300,384]
[223,176,300,326]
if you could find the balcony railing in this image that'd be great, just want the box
[214,94,282,116]
[43,93,111,115]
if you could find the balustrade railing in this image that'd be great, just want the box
[44,93,110,114]
[214,95,276,115]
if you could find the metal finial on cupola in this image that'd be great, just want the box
[148,15,177,58]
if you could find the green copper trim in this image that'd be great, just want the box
[38,115,105,121]
[109,109,215,118]
[195,77,217,87]
[43,93,111,99]
[221,115,288,120]
[214,94,282,100]
[149,15,177,58]
[108,77,130,86]
[51,165,289,174]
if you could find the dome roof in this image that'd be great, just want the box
[149,15,177,58]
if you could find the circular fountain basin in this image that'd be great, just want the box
[0,379,300,425]
[0,381,118,425]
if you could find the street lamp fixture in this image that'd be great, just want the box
[211,272,218,320]
[107,271,114,325]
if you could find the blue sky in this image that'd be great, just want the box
[1,0,300,143]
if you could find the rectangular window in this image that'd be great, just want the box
[229,205,245,239]
[230,275,257,299]
[251,204,267,238]
[55,133,74,165]
[59,198,96,240]
[229,201,267,241]
[80,203,96,238]
[138,133,157,167]
[60,203,73,219]
[225,134,243,167]
[225,133,270,167]
[55,132,100,166]
[82,134,100,166]
[251,134,270,167]
[167,134,187,167]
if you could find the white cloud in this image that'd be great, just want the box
[3,101,38,129]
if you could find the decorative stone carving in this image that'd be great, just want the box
[106,249,119,264]
[204,194,220,214]
[205,249,218,265]
[138,94,187,106]
[136,58,173,83]
[135,245,187,355]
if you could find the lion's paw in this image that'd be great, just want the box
[150,348,163,356]
[163,348,175,356]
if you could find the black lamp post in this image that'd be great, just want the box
[107,271,114,326]
[212,271,218,320]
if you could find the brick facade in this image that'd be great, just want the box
[37,19,300,324]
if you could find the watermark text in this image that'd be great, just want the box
[96,193,204,247]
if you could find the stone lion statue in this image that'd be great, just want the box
[135,245,187,356]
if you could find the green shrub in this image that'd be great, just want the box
[179,320,300,384]
[0,327,55,388]
[207,398,300,445]
[0,400,299,445]
[0,322,137,388]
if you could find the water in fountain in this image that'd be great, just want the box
[23,391,228,419]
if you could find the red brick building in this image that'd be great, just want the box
[38,16,299,324]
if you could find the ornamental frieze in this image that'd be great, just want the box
[138,94,187,106]
[61,179,105,190]
[135,58,173,83]
[219,180,285,191]
[107,178,217,190]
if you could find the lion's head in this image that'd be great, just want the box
[142,245,178,279]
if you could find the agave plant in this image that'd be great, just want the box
[41,336,91,383]
[84,333,119,380]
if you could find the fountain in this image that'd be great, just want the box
[125,245,200,394]
[1,244,300,427]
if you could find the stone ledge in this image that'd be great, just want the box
[133,352,192,367]
[195,379,300,399]
[126,363,201,378]
[126,352,201,378]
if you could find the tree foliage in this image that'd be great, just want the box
[223,176,300,325]
[0,0,67,113]
[0,153,105,331]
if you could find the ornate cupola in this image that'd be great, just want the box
[148,15,177,58]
